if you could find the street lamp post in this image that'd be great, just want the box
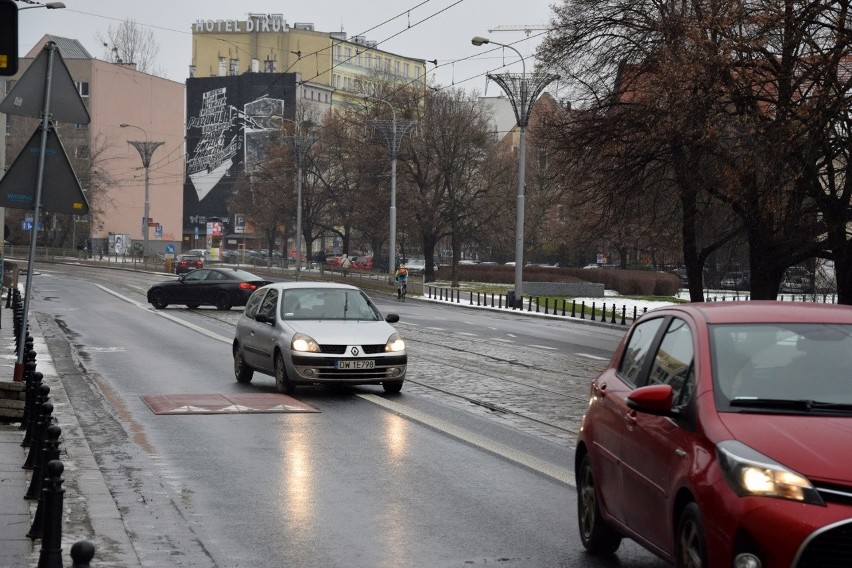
[282,125,316,273]
[120,123,163,262]
[471,36,557,305]
[18,2,66,9]
[370,99,416,283]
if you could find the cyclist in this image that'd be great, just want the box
[394,264,409,300]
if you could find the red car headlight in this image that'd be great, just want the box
[717,440,824,505]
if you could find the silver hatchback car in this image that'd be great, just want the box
[233,282,407,394]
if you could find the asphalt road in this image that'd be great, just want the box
[28,262,668,568]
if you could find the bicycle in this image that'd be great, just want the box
[397,281,407,301]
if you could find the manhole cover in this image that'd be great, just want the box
[141,393,319,415]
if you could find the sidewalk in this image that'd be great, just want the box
[0,300,141,568]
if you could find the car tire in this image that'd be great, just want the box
[234,345,254,384]
[215,291,232,311]
[676,502,707,568]
[577,454,622,555]
[274,351,295,394]
[186,304,200,310]
[383,381,403,394]
[149,290,168,310]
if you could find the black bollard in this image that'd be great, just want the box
[24,402,53,490]
[28,424,62,539]
[70,541,96,568]
[37,460,65,568]
[20,360,39,432]
[23,382,49,449]
[621,305,627,325]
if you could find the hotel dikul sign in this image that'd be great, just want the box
[193,15,289,33]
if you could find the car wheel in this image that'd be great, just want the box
[383,380,403,394]
[676,502,707,568]
[577,454,622,555]
[186,304,200,310]
[215,291,232,311]
[149,290,168,310]
[233,345,254,384]
[274,351,295,394]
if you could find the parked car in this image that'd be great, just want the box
[351,256,374,270]
[405,257,438,274]
[147,268,271,311]
[576,301,852,568]
[325,254,346,267]
[781,266,813,294]
[720,270,750,290]
[232,282,406,394]
[174,254,204,274]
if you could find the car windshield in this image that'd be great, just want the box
[280,289,381,321]
[711,323,852,410]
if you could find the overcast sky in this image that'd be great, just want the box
[17,0,557,95]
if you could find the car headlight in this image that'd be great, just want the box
[385,332,405,352]
[717,440,824,505]
[291,333,319,353]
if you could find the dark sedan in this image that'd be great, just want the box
[147,268,272,311]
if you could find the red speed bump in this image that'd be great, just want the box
[141,393,319,415]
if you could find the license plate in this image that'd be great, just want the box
[336,359,375,370]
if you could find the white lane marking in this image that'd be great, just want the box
[492,338,515,344]
[529,344,558,351]
[455,332,478,337]
[426,327,446,331]
[95,284,232,344]
[358,393,575,487]
[577,353,608,361]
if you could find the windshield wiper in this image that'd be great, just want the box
[730,398,852,412]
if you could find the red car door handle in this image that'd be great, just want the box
[593,383,607,398]
[625,410,638,429]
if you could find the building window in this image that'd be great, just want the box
[344,47,352,61]
[75,81,89,97]
[384,58,391,72]
[404,63,410,78]
[230,59,239,76]
[218,57,226,76]
[356,51,361,66]
[264,59,276,73]
[395,60,400,75]
[189,65,196,78]
[335,45,342,61]
[416,67,421,80]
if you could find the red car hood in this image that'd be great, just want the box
[718,413,852,483]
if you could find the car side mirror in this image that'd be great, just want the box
[385,313,400,323]
[255,313,275,325]
[626,384,674,416]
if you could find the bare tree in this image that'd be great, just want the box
[96,18,164,77]
[537,0,845,300]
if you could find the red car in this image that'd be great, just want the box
[351,256,374,270]
[576,301,852,568]
[174,254,204,274]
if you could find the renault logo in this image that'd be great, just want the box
[351,347,360,356]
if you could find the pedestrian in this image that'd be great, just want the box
[341,255,352,276]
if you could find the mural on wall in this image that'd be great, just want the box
[186,87,241,202]
[244,97,286,173]
[183,74,297,235]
